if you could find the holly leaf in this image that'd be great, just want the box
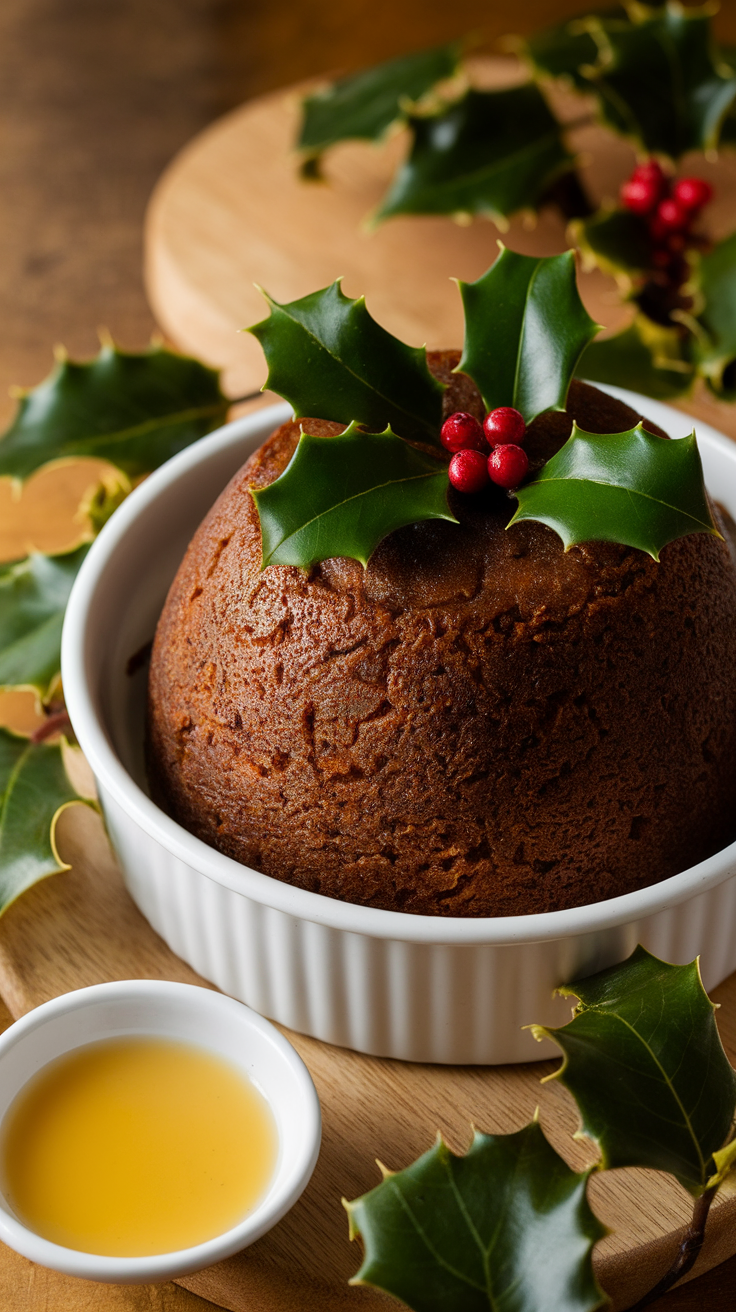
[532,947,736,1195]
[577,315,695,401]
[585,6,736,158]
[521,16,603,92]
[694,231,736,398]
[0,343,228,484]
[252,422,455,570]
[0,544,90,703]
[509,420,718,560]
[0,729,94,914]
[345,1119,607,1312]
[248,281,445,445]
[298,42,461,156]
[457,248,599,424]
[573,208,653,280]
[376,86,575,224]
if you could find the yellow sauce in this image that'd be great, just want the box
[0,1036,278,1256]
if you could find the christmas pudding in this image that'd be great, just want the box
[146,250,736,916]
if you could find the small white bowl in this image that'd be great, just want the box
[61,389,736,1066]
[0,980,321,1283]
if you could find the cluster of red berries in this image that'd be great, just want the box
[442,407,529,494]
[620,160,712,279]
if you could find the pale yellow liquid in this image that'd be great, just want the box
[0,1037,278,1256]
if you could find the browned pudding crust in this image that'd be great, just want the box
[147,361,736,915]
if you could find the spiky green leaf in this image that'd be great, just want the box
[694,231,736,398]
[253,421,455,570]
[532,947,736,1195]
[0,343,228,483]
[573,208,653,280]
[509,420,718,560]
[345,1120,607,1312]
[298,43,461,155]
[586,5,736,158]
[376,86,575,224]
[0,544,90,702]
[0,729,94,914]
[248,281,445,444]
[577,315,695,401]
[457,247,599,423]
[521,16,602,92]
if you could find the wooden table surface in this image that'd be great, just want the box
[2,2,736,1309]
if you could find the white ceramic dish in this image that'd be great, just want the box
[61,388,736,1065]
[0,980,320,1282]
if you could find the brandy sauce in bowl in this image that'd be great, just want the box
[0,980,320,1282]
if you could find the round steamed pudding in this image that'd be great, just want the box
[146,359,736,916]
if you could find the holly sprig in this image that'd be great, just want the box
[346,947,736,1311]
[294,3,736,405]
[0,339,233,911]
[248,247,717,571]
[298,5,736,220]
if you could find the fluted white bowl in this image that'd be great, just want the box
[61,389,736,1065]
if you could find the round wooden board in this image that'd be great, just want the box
[137,60,736,1309]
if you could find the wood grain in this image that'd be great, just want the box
[0,803,732,1311]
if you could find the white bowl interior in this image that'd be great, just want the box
[0,980,320,1281]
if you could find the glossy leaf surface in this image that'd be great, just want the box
[0,545,89,701]
[695,231,736,398]
[346,1120,607,1312]
[574,208,653,279]
[577,316,694,401]
[376,86,574,223]
[253,422,455,569]
[457,248,599,423]
[298,43,461,153]
[522,16,601,91]
[533,946,736,1195]
[587,5,736,157]
[0,344,228,483]
[249,281,445,444]
[509,420,717,559]
[0,729,93,914]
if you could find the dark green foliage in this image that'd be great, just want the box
[298,43,461,155]
[346,1121,607,1312]
[0,343,228,483]
[248,281,445,444]
[457,248,599,422]
[253,422,454,569]
[534,947,736,1194]
[510,420,718,560]
[376,86,575,223]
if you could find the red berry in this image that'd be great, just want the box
[655,197,690,231]
[631,160,666,189]
[440,411,486,453]
[621,176,660,215]
[673,176,713,212]
[483,406,526,447]
[448,448,489,494]
[488,444,529,490]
